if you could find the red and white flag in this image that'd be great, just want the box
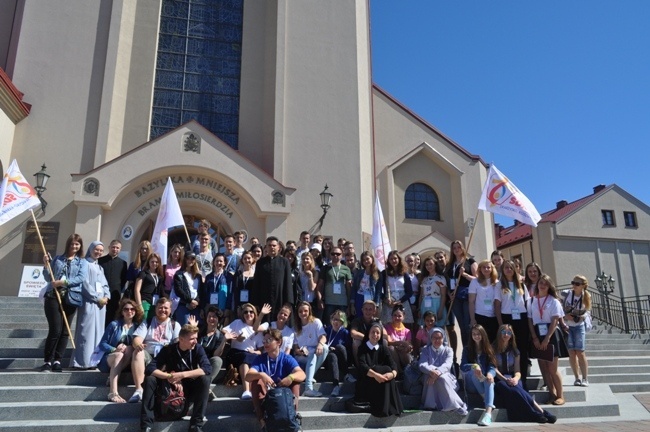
[0,160,42,226]
[478,164,541,226]
[150,178,185,265]
[371,191,392,271]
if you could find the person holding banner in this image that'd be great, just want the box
[41,234,88,372]
[445,241,477,349]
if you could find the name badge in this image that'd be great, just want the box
[95,281,104,294]
[240,290,249,303]
[424,298,433,308]
[210,293,219,305]
[537,323,548,336]
[483,298,493,311]
[511,308,521,320]
[333,281,343,295]
[410,295,417,305]
[449,279,457,291]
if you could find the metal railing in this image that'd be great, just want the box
[589,289,650,333]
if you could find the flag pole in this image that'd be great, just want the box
[30,209,75,349]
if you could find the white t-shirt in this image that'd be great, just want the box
[496,282,529,314]
[294,319,325,352]
[271,322,296,353]
[469,279,499,318]
[133,318,181,356]
[224,319,269,351]
[528,295,564,325]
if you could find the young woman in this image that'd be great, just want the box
[379,250,414,325]
[172,252,203,325]
[418,256,447,327]
[405,253,421,324]
[232,251,255,316]
[41,234,88,372]
[461,324,497,427]
[292,301,327,397]
[493,324,556,423]
[495,260,530,389]
[189,306,236,401]
[164,244,184,298]
[323,310,351,396]
[97,299,145,403]
[249,243,263,265]
[299,252,319,310]
[527,274,568,405]
[271,303,296,355]
[490,250,504,278]
[222,303,270,400]
[524,262,542,298]
[126,240,152,290]
[133,253,164,320]
[284,249,301,304]
[202,253,234,323]
[354,321,403,417]
[321,237,333,266]
[385,304,413,372]
[445,240,478,348]
[419,327,467,414]
[71,241,111,369]
[414,310,437,355]
[563,274,592,387]
[469,260,499,343]
[351,251,381,318]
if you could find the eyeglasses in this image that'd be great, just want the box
[571,281,584,286]
[331,252,342,256]
[243,310,255,315]
[500,329,513,336]
[263,338,277,344]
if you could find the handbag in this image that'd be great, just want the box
[529,343,554,362]
[65,286,83,308]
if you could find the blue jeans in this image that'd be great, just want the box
[296,349,327,390]
[464,371,495,409]
[567,323,586,351]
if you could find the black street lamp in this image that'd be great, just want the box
[320,184,333,214]
[595,271,616,327]
[33,164,50,213]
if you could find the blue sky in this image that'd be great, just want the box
[370,1,650,226]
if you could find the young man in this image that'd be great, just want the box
[140,324,211,432]
[98,239,127,327]
[317,247,352,326]
[233,231,246,258]
[223,234,238,275]
[189,219,218,254]
[295,231,311,269]
[196,233,214,280]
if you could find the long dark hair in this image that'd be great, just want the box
[64,234,84,258]
[294,301,314,335]
[467,324,497,367]
[386,250,405,276]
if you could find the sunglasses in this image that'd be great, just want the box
[500,329,513,336]
[123,307,135,312]
[243,310,255,315]
[331,252,342,256]
[571,281,584,286]
[263,338,277,344]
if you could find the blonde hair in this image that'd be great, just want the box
[477,259,498,285]
[573,274,592,310]
[500,260,525,296]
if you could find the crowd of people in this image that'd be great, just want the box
[39,227,593,431]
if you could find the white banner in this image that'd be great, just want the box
[371,191,392,271]
[0,160,41,226]
[151,178,185,265]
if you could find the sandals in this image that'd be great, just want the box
[108,392,126,403]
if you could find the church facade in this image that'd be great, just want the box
[0,0,494,295]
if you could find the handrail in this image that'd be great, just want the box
[575,285,650,333]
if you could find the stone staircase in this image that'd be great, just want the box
[0,296,644,431]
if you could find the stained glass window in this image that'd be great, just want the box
[405,183,440,220]
[151,0,243,149]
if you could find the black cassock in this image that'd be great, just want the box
[251,256,294,319]
[355,343,404,417]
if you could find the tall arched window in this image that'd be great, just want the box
[405,183,440,220]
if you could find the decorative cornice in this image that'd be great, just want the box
[0,67,30,123]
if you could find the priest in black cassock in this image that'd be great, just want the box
[250,236,293,321]
[99,239,127,327]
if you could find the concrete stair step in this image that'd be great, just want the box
[566,365,650,375]
[586,339,650,346]
[0,358,74,370]
[0,307,46,315]
[584,349,650,356]
[0,338,46,349]
[573,373,650,384]
[0,348,72,358]
[560,357,650,366]
[0,323,51,330]
[610,383,650,393]
[0,329,50,338]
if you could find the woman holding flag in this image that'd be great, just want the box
[445,240,477,349]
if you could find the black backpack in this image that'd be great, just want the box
[154,380,187,421]
[262,387,302,432]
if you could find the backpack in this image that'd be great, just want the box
[154,380,187,421]
[262,387,302,432]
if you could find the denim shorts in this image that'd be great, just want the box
[566,323,586,351]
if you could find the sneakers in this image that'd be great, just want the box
[344,373,356,383]
[241,390,252,400]
[128,389,143,403]
[208,390,217,401]
[543,409,557,424]
[303,389,322,397]
[330,385,341,397]
[581,379,589,387]
[477,412,492,426]
[51,362,62,372]
[39,363,52,372]
[574,378,582,386]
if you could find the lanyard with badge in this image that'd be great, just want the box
[536,295,549,336]
[240,275,250,303]
[210,273,223,305]
[177,347,192,371]
[509,282,521,320]
[332,265,343,295]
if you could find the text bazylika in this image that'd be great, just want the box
[133,176,239,204]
